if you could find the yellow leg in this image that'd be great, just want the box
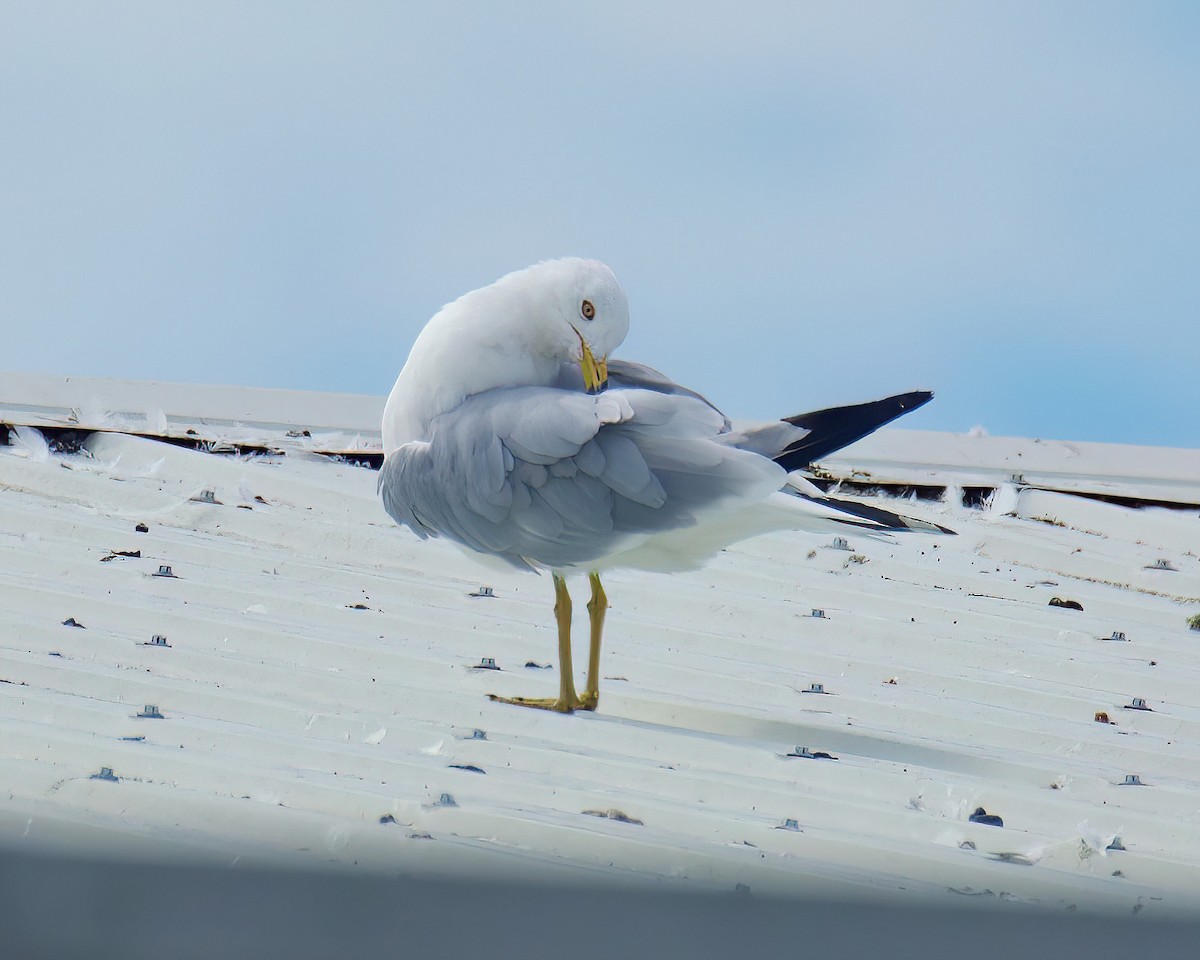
[576,572,607,711]
[488,573,578,713]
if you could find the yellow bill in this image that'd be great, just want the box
[580,340,608,393]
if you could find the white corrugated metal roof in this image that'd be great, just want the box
[2,375,1199,915]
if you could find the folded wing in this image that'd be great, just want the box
[379,386,786,571]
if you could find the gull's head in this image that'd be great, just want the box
[509,258,630,392]
[383,257,630,451]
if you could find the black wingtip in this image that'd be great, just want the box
[788,490,958,535]
[774,390,934,471]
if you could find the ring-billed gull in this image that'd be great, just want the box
[380,258,941,713]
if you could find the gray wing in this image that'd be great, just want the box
[378,385,785,571]
[556,359,810,460]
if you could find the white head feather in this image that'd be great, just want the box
[382,258,629,453]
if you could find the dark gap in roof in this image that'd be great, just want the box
[1038,487,1200,512]
[961,487,994,509]
[6,424,384,469]
[808,478,949,503]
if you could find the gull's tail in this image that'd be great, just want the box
[771,390,953,536]
[781,482,956,535]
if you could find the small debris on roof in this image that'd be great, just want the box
[345,603,371,610]
[989,851,1035,865]
[1049,597,1083,611]
[61,617,85,628]
[448,763,486,774]
[582,808,643,825]
[968,807,1003,827]
[524,661,551,670]
[134,522,149,533]
[1145,558,1177,571]
[1094,711,1114,724]
[100,549,141,561]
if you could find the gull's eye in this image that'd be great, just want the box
[580,299,596,321]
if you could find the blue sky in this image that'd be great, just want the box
[2,2,1197,446]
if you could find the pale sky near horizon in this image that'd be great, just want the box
[1,2,1197,447]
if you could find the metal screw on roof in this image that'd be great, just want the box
[135,522,149,533]
[153,565,176,578]
[137,704,164,719]
[1149,558,1177,571]
[780,818,800,831]
[803,683,826,694]
[90,766,118,782]
[1127,697,1151,711]
[475,657,499,670]
[1110,631,1127,642]
[811,608,826,619]
[470,586,495,598]
[1121,774,1143,786]
[787,745,837,760]
[435,792,457,807]
[146,635,170,647]
[192,489,220,504]
[831,536,850,550]
[471,729,488,740]
[782,744,840,763]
